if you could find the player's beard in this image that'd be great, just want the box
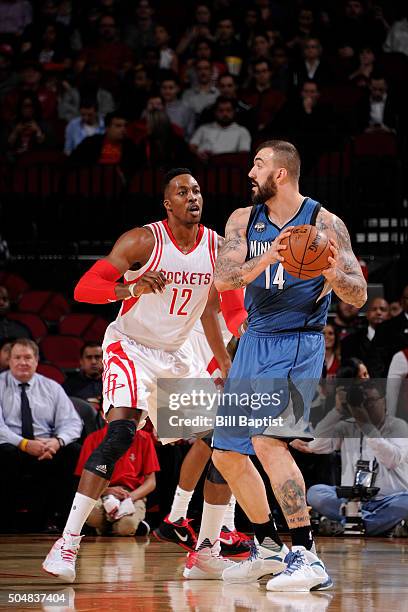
[251,171,277,204]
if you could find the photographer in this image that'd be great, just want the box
[293,380,408,536]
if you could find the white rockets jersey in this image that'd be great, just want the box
[192,311,233,346]
[113,220,218,352]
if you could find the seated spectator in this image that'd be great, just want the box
[294,380,408,537]
[334,0,388,54]
[2,61,57,122]
[214,16,245,69]
[0,45,18,102]
[63,341,103,406]
[120,64,153,122]
[323,323,341,379]
[123,0,156,58]
[75,424,160,536]
[0,337,13,372]
[0,338,82,531]
[132,95,192,169]
[21,21,71,71]
[181,37,226,88]
[341,297,389,374]
[69,110,143,180]
[175,3,213,59]
[64,98,105,155]
[272,80,336,170]
[390,300,403,318]
[0,286,30,339]
[76,14,133,77]
[7,91,55,157]
[215,73,253,129]
[332,299,361,340]
[349,46,378,88]
[383,9,408,57]
[0,0,32,43]
[269,45,291,94]
[154,24,178,72]
[370,285,408,377]
[250,32,273,63]
[286,7,320,54]
[160,73,195,140]
[355,74,399,133]
[386,348,408,418]
[182,58,219,118]
[240,58,285,131]
[291,37,332,89]
[58,72,114,122]
[189,96,251,161]
[238,6,261,51]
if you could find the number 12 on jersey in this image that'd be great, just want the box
[265,263,285,290]
[169,287,192,316]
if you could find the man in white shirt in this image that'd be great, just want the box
[293,381,408,535]
[189,96,251,161]
[0,338,82,531]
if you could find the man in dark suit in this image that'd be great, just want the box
[341,297,389,375]
[370,286,408,376]
[355,74,399,133]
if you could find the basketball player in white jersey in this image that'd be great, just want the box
[43,168,237,583]
[153,290,251,556]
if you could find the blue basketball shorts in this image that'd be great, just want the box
[212,330,324,455]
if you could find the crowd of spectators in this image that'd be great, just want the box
[0,0,406,174]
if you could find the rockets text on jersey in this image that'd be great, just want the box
[109,219,218,351]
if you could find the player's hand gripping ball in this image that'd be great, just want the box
[281,224,330,279]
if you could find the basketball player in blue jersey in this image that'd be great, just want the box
[184,141,367,590]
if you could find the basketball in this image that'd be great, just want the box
[281,224,331,279]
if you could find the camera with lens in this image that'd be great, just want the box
[336,459,379,535]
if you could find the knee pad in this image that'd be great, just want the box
[84,419,136,480]
[206,459,227,484]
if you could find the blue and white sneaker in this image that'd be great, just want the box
[266,546,333,592]
[222,537,288,583]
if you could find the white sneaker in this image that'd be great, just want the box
[222,537,288,583]
[266,546,333,592]
[183,541,237,580]
[42,533,82,583]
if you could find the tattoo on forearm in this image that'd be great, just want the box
[276,478,308,518]
[316,210,367,307]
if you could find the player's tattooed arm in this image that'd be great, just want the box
[317,209,367,308]
[214,208,292,291]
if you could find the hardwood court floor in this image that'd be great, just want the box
[0,535,407,611]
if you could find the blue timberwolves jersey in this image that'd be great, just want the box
[245,198,331,334]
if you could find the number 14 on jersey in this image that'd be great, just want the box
[265,263,285,290]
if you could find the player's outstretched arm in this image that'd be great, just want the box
[317,209,367,308]
[74,228,169,304]
[214,207,292,291]
[200,285,232,378]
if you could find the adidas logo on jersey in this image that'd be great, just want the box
[96,464,107,474]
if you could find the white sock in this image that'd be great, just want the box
[168,486,194,522]
[196,501,228,549]
[63,492,98,537]
[222,495,236,531]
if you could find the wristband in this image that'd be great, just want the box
[19,438,29,452]
[128,282,139,298]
